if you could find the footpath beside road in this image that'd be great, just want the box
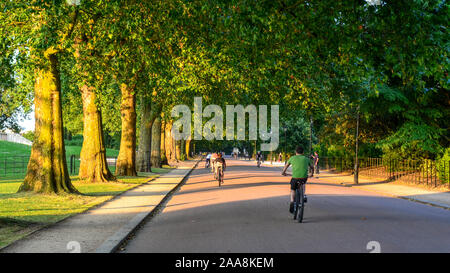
[262,160,450,210]
[1,159,200,253]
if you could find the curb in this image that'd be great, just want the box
[94,159,201,253]
[348,187,450,211]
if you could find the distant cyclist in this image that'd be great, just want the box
[210,152,219,172]
[313,151,319,174]
[281,146,310,213]
[256,151,263,167]
[214,153,227,184]
[205,153,212,168]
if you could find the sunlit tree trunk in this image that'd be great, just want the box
[116,83,137,176]
[185,137,192,160]
[164,120,176,162]
[151,117,161,168]
[19,53,76,193]
[79,86,115,182]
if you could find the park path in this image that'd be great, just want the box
[121,159,450,253]
[1,160,200,253]
[262,161,450,209]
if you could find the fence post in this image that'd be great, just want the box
[394,160,397,181]
[413,160,416,183]
[393,159,396,180]
[434,161,437,187]
[421,159,424,185]
[70,155,74,174]
[388,159,390,180]
[378,158,380,177]
[389,158,392,180]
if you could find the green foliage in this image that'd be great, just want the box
[437,148,450,184]
[64,135,83,147]
[1,0,448,165]
[280,115,311,155]
[21,131,35,142]
[378,121,445,160]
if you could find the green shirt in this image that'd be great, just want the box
[287,155,310,178]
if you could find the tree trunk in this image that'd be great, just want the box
[19,53,76,193]
[160,119,167,165]
[164,121,176,162]
[176,140,182,161]
[136,98,153,172]
[309,116,313,155]
[78,86,115,183]
[116,83,137,176]
[137,100,161,172]
[354,105,360,184]
[151,117,161,168]
[185,137,192,160]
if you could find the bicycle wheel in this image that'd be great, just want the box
[296,184,305,223]
[293,188,299,220]
[218,170,222,187]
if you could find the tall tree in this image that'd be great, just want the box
[1,1,80,193]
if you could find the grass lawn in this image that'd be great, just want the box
[0,140,119,179]
[0,167,172,249]
[0,140,119,158]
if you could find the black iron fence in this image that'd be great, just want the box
[0,155,29,177]
[68,155,118,175]
[319,157,450,188]
[0,155,118,178]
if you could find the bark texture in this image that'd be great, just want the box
[160,120,168,165]
[136,99,153,172]
[79,86,115,182]
[151,117,162,168]
[164,121,176,162]
[176,140,182,160]
[19,53,76,193]
[136,100,161,172]
[185,138,192,160]
[116,83,137,176]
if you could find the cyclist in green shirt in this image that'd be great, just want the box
[281,146,310,213]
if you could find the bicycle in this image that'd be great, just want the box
[308,163,314,177]
[293,179,306,223]
[283,172,308,223]
[214,163,224,187]
[257,159,261,168]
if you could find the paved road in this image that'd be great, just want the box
[121,159,450,253]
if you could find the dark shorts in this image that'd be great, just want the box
[290,178,307,190]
